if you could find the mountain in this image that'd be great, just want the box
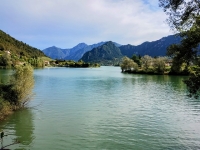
[0,30,45,58]
[43,34,182,63]
[119,35,182,57]
[81,41,123,65]
[42,43,88,60]
[64,42,105,61]
[113,42,121,47]
[42,46,69,59]
[43,42,121,61]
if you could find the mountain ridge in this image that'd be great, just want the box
[119,34,182,57]
[80,41,123,65]
[43,42,121,61]
[43,34,181,62]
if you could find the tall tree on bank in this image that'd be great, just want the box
[0,64,34,119]
[120,57,138,72]
[12,65,34,108]
[159,0,200,98]
[141,55,152,71]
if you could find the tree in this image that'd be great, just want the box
[153,57,167,74]
[159,0,200,98]
[11,64,34,108]
[131,54,141,66]
[141,55,152,71]
[0,52,12,68]
[120,56,138,72]
[0,44,5,51]
[167,18,200,72]
[159,0,200,31]
[184,71,200,98]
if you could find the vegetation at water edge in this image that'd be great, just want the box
[0,64,34,120]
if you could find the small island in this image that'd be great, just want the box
[50,59,100,68]
[120,55,195,75]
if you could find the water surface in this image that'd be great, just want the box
[0,67,200,149]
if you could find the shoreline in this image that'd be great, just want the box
[122,70,189,76]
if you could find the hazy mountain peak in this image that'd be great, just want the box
[72,43,88,49]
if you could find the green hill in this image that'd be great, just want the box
[0,30,45,58]
[0,30,48,68]
[81,41,123,65]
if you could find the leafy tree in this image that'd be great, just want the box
[167,19,200,72]
[28,58,45,68]
[11,64,34,108]
[184,71,200,98]
[159,0,200,31]
[141,55,152,71]
[120,56,138,72]
[131,54,141,66]
[0,64,34,120]
[0,52,12,68]
[153,57,167,74]
[159,0,200,98]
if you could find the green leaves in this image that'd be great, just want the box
[120,56,138,72]
[11,64,34,107]
[160,0,200,98]
[184,72,200,98]
[159,0,200,31]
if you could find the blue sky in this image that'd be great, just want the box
[0,0,172,50]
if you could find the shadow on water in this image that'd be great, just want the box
[0,109,35,149]
[122,73,200,109]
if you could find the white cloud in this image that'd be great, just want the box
[0,0,172,49]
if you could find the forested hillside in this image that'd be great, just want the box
[0,30,48,68]
[0,30,45,57]
[81,41,123,65]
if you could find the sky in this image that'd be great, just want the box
[0,0,172,50]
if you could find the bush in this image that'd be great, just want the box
[0,98,12,120]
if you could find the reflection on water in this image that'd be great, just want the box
[0,67,200,149]
[0,109,34,149]
[0,69,35,149]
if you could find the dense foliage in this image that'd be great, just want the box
[0,30,47,68]
[53,59,100,68]
[159,0,200,98]
[159,0,200,31]
[0,64,34,119]
[120,57,138,72]
[0,30,45,58]
[121,55,170,74]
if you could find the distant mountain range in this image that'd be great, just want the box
[43,34,182,65]
[119,34,181,58]
[43,42,121,61]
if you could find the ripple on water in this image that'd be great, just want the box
[1,67,200,149]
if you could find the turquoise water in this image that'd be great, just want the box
[0,66,200,149]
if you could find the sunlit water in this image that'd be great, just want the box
[0,66,200,150]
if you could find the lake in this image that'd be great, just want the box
[0,66,200,149]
